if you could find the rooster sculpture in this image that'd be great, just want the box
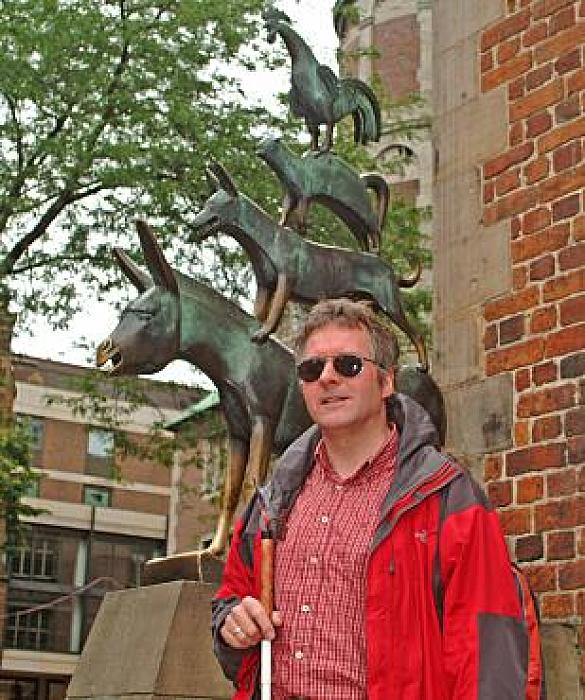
[263,8,381,152]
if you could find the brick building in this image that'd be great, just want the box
[0,355,218,700]
[433,0,583,694]
[340,0,432,211]
[342,0,583,693]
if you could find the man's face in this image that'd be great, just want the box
[298,323,394,436]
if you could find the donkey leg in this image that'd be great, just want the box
[280,193,299,229]
[247,415,273,489]
[252,273,292,343]
[205,438,248,557]
[254,285,271,322]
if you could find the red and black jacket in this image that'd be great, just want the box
[212,393,545,699]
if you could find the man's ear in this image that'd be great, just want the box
[380,367,395,399]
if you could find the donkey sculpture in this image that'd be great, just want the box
[257,136,390,253]
[192,161,428,371]
[96,220,312,560]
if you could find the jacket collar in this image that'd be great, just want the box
[261,392,460,535]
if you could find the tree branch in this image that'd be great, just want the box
[0,105,74,234]
[2,184,105,275]
[2,92,25,174]
[11,253,98,275]
[2,3,133,271]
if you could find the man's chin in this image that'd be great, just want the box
[313,412,355,431]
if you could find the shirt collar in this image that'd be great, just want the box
[315,424,398,485]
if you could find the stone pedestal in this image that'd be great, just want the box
[66,581,233,700]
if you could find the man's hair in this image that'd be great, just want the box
[292,298,399,369]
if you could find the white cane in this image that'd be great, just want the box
[260,528,274,700]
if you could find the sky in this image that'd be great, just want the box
[12,0,338,388]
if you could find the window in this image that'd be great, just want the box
[15,415,44,465]
[87,428,114,457]
[86,428,114,477]
[24,479,40,498]
[4,605,51,651]
[198,437,226,501]
[83,486,111,508]
[8,536,56,580]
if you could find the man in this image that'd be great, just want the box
[212,299,542,699]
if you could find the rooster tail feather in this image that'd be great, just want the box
[352,110,363,144]
[341,78,381,144]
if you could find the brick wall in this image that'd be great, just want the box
[479,0,584,683]
[373,14,420,99]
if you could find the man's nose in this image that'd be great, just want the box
[318,357,340,382]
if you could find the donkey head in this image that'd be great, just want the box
[190,161,240,240]
[96,220,180,376]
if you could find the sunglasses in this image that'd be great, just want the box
[296,353,384,382]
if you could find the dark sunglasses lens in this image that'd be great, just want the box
[334,354,363,377]
[297,358,326,382]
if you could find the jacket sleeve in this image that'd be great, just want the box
[211,497,260,686]
[439,474,530,699]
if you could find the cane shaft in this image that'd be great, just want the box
[260,535,274,616]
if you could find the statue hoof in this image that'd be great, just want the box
[142,548,225,585]
[252,329,269,343]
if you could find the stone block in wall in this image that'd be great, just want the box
[444,373,514,455]
[433,314,481,387]
[434,35,481,115]
[540,623,581,700]
[433,0,504,52]
[434,185,511,310]
[434,88,508,179]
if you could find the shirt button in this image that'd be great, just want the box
[309,555,319,564]
[294,650,304,660]
[300,604,311,613]
[320,515,329,524]
[335,484,343,491]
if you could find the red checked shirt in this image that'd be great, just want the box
[271,428,398,700]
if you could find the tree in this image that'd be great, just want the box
[0,0,282,332]
[0,422,42,539]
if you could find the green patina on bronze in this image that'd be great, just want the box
[94,3,441,566]
[257,136,389,252]
[97,220,442,563]
[262,7,381,152]
[191,161,427,371]
[96,220,311,557]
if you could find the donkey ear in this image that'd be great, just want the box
[208,160,238,198]
[113,248,152,292]
[135,220,178,295]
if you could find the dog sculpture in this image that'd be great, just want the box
[191,161,428,371]
[257,136,389,252]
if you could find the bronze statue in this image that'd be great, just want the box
[96,221,440,561]
[96,220,311,558]
[257,136,389,252]
[262,7,381,152]
[191,161,428,371]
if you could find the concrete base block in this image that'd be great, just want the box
[66,581,232,700]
